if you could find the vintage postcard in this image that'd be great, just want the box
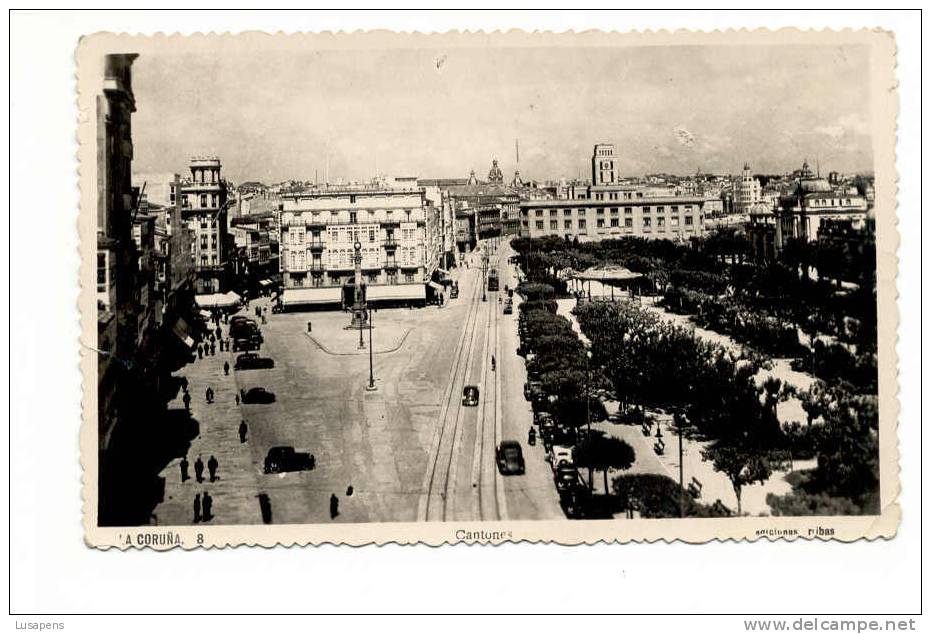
[78,28,899,548]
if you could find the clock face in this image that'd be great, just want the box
[354,241,362,251]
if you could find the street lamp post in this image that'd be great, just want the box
[366,308,376,391]
[674,411,685,518]
[585,350,592,436]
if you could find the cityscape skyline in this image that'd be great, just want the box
[131,44,875,184]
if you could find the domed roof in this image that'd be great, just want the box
[795,178,833,194]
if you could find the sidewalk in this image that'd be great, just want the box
[151,342,264,526]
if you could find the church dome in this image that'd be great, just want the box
[795,178,833,194]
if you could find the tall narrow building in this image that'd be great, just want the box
[180,156,229,294]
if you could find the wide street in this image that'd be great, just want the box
[154,240,562,526]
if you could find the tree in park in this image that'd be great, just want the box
[573,432,636,496]
[701,442,780,515]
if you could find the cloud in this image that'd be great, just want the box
[815,114,870,140]
[673,126,695,147]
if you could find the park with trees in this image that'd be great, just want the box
[511,227,880,517]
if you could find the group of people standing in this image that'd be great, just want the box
[179,454,221,523]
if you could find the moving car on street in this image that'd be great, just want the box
[241,387,276,404]
[495,441,526,475]
[234,352,275,370]
[462,385,480,407]
[263,446,315,474]
[503,298,513,314]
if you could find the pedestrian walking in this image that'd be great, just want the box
[194,455,205,483]
[224,361,230,376]
[180,455,190,482]
[202,491,213,522]
[329,493,339,519]
[210,333,216,344]
[197,344,203,359]
[261,314,267,325]
[180,376,189,392]
[182,391,191,412]
[207,455,219,482]
[210,341,216,356]
[235,393,240,406]
[346,485,354,497]
[205,387,214,404]
[193,493,202,523]
[238,420,248,443]
[216,326,223,340]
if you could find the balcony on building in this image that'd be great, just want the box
[383,236,398,249]
[384,259,399,271]
[308,238,325,251]
[309,261,325,273]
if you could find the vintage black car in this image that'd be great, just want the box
[263,446,314,474]
[462,385,480,407]
[554,464,582,492]
[495,441,526,475]
[241,387,276,404]
[234,353,275,370]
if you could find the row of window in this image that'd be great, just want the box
[534,215,696,231]
[288,272,416,287]
[288,226,421,245]
[288,248,421,270]
[533,205,695,217]
[185,193,220,209]
[287,209,420,223]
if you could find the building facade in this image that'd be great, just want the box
[746,167,870,262]
[180,156,230,294]
[278,186,433,308]
[519,143,707,242]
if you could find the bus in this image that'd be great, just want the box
[487,269,499,292]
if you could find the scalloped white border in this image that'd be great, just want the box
[76,28,900,549]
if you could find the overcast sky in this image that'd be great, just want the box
[131,43,874,184]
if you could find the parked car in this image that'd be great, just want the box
[450,286,459,299]
[523,381,543,401]
[241,387,276,404]
[547,445,574,469]
[230,317,263,352]
[462,385,480,407]
[495,441,525,475]
[554,464,582,492]
[263,446,314,474]
[503,300,513,315]
[234,353,275,370]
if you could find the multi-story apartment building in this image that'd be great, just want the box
[278,186,433,308]
[180,156,230,294]
[519,143,707,242]
[735,163,763,213]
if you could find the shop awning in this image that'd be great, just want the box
[427,281,444,292]
[365,284,427,301]
[171,316,196,349]
[195,291,242,309]
[282,286,342,306]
